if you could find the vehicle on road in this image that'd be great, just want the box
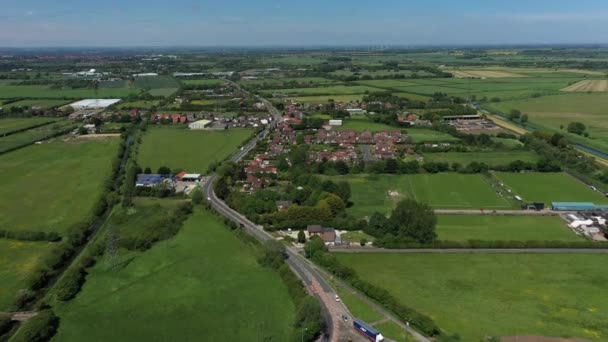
[353,319,384,342]
[335,295,341,302]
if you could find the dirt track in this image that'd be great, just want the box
[561,80,608,92]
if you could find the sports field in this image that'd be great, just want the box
[335,253,608,341]
[331,173,513,218]
[137,127,252,172]
[0,138,119,234]
[494,172,608,205]
[0,117,56,135]
[423,151,539,167]
[53,209,295,341]
[0,239,56,311]
[436,215,581,241]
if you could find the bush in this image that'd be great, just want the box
[0,312,14,336]
[11,309,59,342]
[55,267,87,301]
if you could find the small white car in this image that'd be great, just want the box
[335,295,340,302]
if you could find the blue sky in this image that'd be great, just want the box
[1,0,607,46]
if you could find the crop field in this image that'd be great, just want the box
[331,173,512,218]
[335,253,608,341]
[0,121,74,153]
[133,75,180,89]
[137,127,252,173]
[261,85,382,96]
[0,117,56,135]
[486,93,608,152]
[0,99,70,110]
[260,55,326,65]
[423,151,539,166]
[449,68,529,78]
[436,215,581,241]
[561,79,608,92]
[239,77,335,87]
[0,138,119,234]
[53,209,295,341]
[0,239,56,311]
[494,172,608,205]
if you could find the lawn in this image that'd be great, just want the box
[137,127,252,173]
[0,138,119,234]
[423,151,539,167]
[0,117,57,135]
[330,173,512,218]
[436,215,581,242]
[335,253,608,341]
[494,172,608,205]
[52,209,295,341]
[0,239,56,311]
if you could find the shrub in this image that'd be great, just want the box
[11,309,59,342]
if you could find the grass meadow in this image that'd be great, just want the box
[0,239,57,311]
[436,215,581,242]
[335,253,608,341]
[0,117,57,135]
[494,172,608,205]
[52,209,295,341]
[137,127,252,173]
[0,138,119,234]
[0,121,74,153]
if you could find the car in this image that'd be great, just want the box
[342,315,348,322]
[207,197,211,201]
[335,295,340,302]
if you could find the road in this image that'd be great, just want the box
[202,89,370,342]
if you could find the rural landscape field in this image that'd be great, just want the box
[2,2,608,341]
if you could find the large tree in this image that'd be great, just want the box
[389,199,437,244]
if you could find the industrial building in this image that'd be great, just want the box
[552,202,608,211]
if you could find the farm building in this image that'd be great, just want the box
[552,202,608,211]
[188,120,212,130]
[329,120,343,126]
[307,225,337,243]
[346,109,367,115]
[176,172,202,182]
[69,99,121,110]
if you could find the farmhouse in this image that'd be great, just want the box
[307,225,337,244]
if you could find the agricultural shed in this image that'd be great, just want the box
[552,202,608,211]
[188,120,212,130]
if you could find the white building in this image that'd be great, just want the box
[69,99,121,110]
[329,120,343,126]
[346,108,367,115]
[189,120,212,130]
[133,73,159,77]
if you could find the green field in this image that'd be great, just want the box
[494,172,608,205]
[0,117,56,135]
[424,151,539,166]
[262,85,382,96]
[117,100,161,109]
[52,209,295,341]
[182,79,225,86]
[405,128,459,143]
[436,215,581,241]
[486,93,608,153]
[289,94,364,103]
[0,139,118,234]
[0,83,138,99]
[336,118,398,132]
[330,173,512,218]
[0,99,69,110]
[0,239,56,311]
[0,121,74,153]
[335,253,608,341]
[137,127,252,173]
